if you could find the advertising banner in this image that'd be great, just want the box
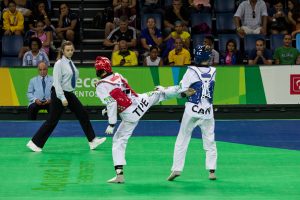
[0,65,299,106]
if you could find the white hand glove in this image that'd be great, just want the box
[105,125,115,135]
[155,85,165,91]
[62,99,68,107]
[101,108,108,117]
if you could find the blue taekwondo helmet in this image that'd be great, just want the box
[193,45,212,65]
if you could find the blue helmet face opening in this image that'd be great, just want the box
[194,45,212,65]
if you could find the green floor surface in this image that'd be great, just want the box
[0,137,300,200]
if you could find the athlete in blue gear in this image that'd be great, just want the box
[157,45,218,181]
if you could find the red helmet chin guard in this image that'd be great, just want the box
[95,56,112,73]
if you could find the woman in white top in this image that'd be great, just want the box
[143,46,163,66]
[26,41,106,152]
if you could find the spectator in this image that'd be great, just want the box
[203,35,219,65]
[113,0,136,10]
[164,20,190,49]
[55,3,78,42]
[28,1,55,49]
[248,38,273,65]
[274,34,300,64]
[19,20,51,58]
[3,0,32,17]
[287,0,298,27]
[2,0,24,36]
[103,15,137,52]
[234,0,268,38]
[268,0,289,34]
[143,46,163,66]
[27,61,53,120]
[188,0,211,13]
[164,0,190,35]
[111,40,138,66]
[105,0,136,38]
[220,39,243,65]
[140,16,163,52]
[168,37,191,66]
[291,12,300,37]
[22,37,50,66]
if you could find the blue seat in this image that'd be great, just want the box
[192,34,206,49]
[243,34,266,56]
[2,35,23,56]
[214,0,236,13]
[296,33,300,52]
[191,13,212,29]
[270,34,284,53]
[0,57,22,67]
[216,13,236,33]
[141,13,162,30]
[218,34,240,53]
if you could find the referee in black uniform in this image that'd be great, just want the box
[26,41,106,152]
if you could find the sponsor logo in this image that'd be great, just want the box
[290,74,300,94]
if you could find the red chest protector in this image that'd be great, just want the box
[96,74,138,112]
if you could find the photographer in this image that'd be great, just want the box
[27,61,53,120]
[111,40,138,66]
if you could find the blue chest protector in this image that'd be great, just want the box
[187,69,215,104]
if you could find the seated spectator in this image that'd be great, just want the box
[234,0,268,38]
[291,11,300,37]
[55,3,78,43]
[28,1,55,49]
[113,0,136,11]
[105,0,136,38]
[220,39,243,65]
[168,37,191,66]
[140,16,163,52]
[2,0,24,36]
[164,0,190,35]
[112,40,138,66]
[19,20,51,58]
[248,38,273,65]
[143,46,163,66]
[103,15,137,52]
[188,0,211,13]
[203,35,219,65]
[22,37,50,66]
[268,0,289,35]
[274,34,300,64]
[164,20,190,49]
[3,0,32,17]
[27,61,53,120]
[287,0,298,27]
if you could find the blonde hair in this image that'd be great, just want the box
[56,41,75,60]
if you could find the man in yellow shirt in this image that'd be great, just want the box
[3,1,24,35]
[168,38,191,66]
[112,40,138,66]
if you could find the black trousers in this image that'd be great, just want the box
[32,87,96,148]
[27,103,50,120]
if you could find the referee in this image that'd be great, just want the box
[27,41,106,152]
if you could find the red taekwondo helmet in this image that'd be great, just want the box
[95,56,112,73]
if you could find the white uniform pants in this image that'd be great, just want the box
[112,91,164,166]
[171,109,217,172]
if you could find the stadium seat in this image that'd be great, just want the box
[243,34,266,56]
[1,35,23,67]
[296,34,300,52]
[191,13,212,33]
[0,57,22,67]
[218,34,240,53]
[216,13,236,33]
[2,35,23,56]
[270,34,284,53]
[214,0,235,13]
[141,13,162,30]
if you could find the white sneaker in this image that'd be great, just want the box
[89,137,106,150]
[167,171,181,181]
[26,140,42,152]
[107,175,124,184]
[209,172,217,180]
